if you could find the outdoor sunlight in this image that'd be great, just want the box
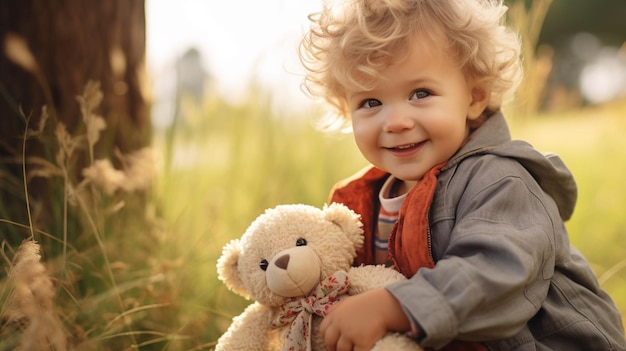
[146,0,321,125]
[2,1,624,350]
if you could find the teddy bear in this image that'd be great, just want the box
[215,203,423,351]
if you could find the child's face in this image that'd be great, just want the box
[347,32,487,185]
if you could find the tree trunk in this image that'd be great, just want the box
[0,0,149,244]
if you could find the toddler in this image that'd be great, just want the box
[299,0,626,350]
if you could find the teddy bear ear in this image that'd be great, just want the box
[323,203,364,248]
[216,239,250,298]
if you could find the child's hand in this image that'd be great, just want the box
[319,288,412,351]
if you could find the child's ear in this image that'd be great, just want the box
[467,84,489,120]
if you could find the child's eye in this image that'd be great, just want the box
[359,98,382,109]
[410,89,431,100]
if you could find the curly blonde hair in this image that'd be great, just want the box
[299,0,523,130]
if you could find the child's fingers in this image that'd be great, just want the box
[320,314,339,351]
[336,334,354,351]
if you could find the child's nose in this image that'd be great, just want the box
[383,105,414,133]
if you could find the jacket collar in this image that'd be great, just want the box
[441,111,577,221]
[443,111,511,172]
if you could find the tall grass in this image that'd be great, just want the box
[0,80,163,350]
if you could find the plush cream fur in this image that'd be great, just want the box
[216,203,423,351]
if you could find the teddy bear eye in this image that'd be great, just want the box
[259,259,269,271]
[296,238,307,246]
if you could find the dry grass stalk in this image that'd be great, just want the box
[3,240,67,351]
[82,147,157,196]
[76,80,106,163]
[3,33,37,74]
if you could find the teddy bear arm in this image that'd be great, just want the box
[347,265,406,295]
[215,302,281,351]
[372,332,425,351]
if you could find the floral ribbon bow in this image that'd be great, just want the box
[271,270,350,351]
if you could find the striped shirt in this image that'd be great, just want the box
[376,175,406,265]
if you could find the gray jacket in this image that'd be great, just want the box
[387,113,626,350]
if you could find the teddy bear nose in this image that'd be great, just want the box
[274,254,290,269]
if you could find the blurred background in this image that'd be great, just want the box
[146,0,626,119]
[1,0,625,350]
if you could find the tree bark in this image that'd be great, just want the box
[0,0,149,243]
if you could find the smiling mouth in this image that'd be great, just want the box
[387,142,423,151]
[395,143,418,150]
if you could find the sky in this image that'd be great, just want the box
[146,0,322,121]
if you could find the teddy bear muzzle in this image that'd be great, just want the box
[265,246,322,298]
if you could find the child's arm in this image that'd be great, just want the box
[319,288,412,351]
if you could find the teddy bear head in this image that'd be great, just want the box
[217,203,363,307]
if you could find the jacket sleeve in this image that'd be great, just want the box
[386,156,563,349]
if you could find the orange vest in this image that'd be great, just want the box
[329,165,486,351]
